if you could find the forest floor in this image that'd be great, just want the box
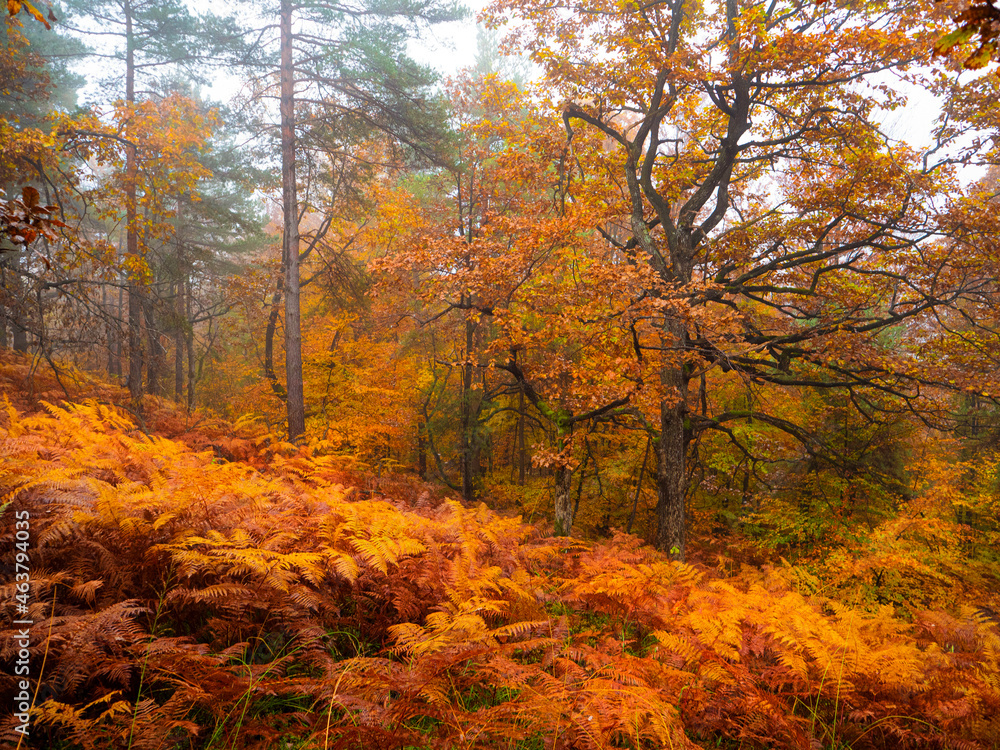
[1,351,999,750]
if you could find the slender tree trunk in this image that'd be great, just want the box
[185,277,195,410]
[12,321,27,353]
[5,254,29,353]
[174,212,185,402]
[126,286,143,402]
[627,436,651,535]
[553,462,575,536]
[114,284,124,380]
[174,326,184,401]
[174,278,184,402]
[143,296,164,396]
[263,272,286,399]
[417,420,428,479]
[655,318,689,559]
[460,311,475,502]
[124,0,143,407]
[103,283,112,374]
[0,185,12,349]
[280,0,305,441]
[518,385,526,485]
[11,281,28,352]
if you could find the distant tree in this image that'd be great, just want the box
[58,0,241,405]
[147,90,268,408]
[0,12,81,353]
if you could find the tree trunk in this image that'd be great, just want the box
[627,437,651,535]
[417,420,428,479]
[185,276,195,410]
[518,385,526,485]
[460,312,476,502]
[113,284,123,380]
[174,326,184,401]
[4,254,29,353]
[655,319,689,559]
[264,267,287,399]
[12,321,27,353]
[103,283,112,375]
[174,278,184,402]
[143,296,164,396]
[0,265,8,350]
[124,0,143,407]
[126,284,143,403]
[280,0,305,442]
[553,463,575,536]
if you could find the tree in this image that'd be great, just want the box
[935,0,1000,67]
[238,0,464,441]
[58,0,240,406]
[1,9,85,355]
[55,93,215,388]
[486,0,1000,557]
[372,74,643,526]
[163,102,268,409]
[4,0,55,28]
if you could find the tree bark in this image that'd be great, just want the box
[114,284,123,380]
[12,320,27,353]
[627,436,651,535]
[174,278,184,402]
[518,385,526,485]
[655,319,689,559]
[460,311,476,501]
[124,0,143,408]
[4,252,29,353]
[280,0,305,441]
[102,282,113,375]
[417,420,428,479]
[553,463,575,536]
[143,295,164,396]
[263,271,286,399]
[1,265,8,350]
[185,276,195,409]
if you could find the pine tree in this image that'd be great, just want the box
[237,0,464,441]
[58,0,241,406]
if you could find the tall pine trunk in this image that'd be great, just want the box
[280,0,305,441]
[185,276,195,410]
[124,0,144,407]
[174,278,184,402]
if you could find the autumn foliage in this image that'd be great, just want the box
[6,0,1000,746]
[1,351,998,749]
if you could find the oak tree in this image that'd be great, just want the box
[486,0,1000,556]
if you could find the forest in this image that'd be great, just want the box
[2,0,1000,747]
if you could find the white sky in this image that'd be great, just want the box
[407,0,489,76]
[183,0,487,105]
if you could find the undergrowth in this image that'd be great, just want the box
[1,355,999,749]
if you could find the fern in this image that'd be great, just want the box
[4,391,1000,750]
